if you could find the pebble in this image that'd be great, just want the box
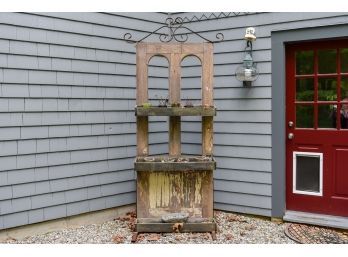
[3,211,295,244]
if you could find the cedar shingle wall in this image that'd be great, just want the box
[0,12,168,229]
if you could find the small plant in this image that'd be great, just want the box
[142,102,152,108]
[156,95,169,107]
[171,102,180,107]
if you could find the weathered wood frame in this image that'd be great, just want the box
[135,42,215,234]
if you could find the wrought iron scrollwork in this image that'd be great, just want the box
[123,17,224,44]
[180,12,254,23]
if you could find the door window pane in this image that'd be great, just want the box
[296,51,314,75]
[341,48,348,73]
[295,154,320,193]
[341,77,348,100]
[318,105,336,128]
[341,101,348,130]
[296,78,314,101]
[296,105,314,128]
[318,78,337,101]
[318,49,337,74]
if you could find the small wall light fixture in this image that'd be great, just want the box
[235,27,259,87]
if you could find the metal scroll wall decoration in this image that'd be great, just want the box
[179,12,255,23]
[123,17,224,44]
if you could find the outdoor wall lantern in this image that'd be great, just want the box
[235,27,258,87]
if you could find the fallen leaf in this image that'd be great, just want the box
[136,234,145,242]
[112,235,125,244]
[147,234,160,241]
[225,234,233,240]
[5,237,17,242]
[172,223,183,233]
[244,224,256,231]
[119,211,137,222]
[189,234,199,239]
[203,232,212,240]
[227,215,240,222]
[128,223,136,232]
[126,211,136,218]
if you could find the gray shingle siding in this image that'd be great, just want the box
[0,12,164,230]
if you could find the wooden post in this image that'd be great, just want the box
[136,43,149,156]
[169,52,181,156]
[202,43,214,156]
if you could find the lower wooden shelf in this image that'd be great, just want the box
[134,155,216,172]
[136,222,216,233]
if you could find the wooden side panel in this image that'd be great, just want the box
[201,170,214,217]
[202,43,214,156]
[136,43,148,105]
[169,53,182,156]
[202,116,214,156]
[137,171,213,219]
[137,117,148,156]
[202,43,214,106]
[136,43,149,156]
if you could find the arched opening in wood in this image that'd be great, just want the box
[147,55,170,155]
[180,54,203,155]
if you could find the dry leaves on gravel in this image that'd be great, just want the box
[226,214,248,223]
[112,235,126,244]
[224,234,234,240]
[115,211,136,232]
[244,224,256,231]
[147,234,161,241]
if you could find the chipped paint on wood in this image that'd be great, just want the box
[137,171,212,218]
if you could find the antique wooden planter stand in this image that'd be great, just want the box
[133,43,216,241]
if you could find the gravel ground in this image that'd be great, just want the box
[3,211,295,244]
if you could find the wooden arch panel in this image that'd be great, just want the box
[136,42,214,157]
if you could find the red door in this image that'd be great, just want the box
[286,39,348,217]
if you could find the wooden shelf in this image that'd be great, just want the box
[136,222,216,233]
[135,106,216,116]
[135,155,216,172]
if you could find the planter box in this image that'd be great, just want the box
[134,155,216,171]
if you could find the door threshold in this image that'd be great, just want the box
[284,211,348,229]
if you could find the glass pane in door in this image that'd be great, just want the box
[296,51,314,75]
[318,105,336,128]
[340,81,348,129]
[342,77,348,100]
[296,78,314,101]
[341,48,348,73]
[318,49,337,74]
[296,105,314,128]
[318,78,337,101]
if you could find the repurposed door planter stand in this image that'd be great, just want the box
[133,42,217,240]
